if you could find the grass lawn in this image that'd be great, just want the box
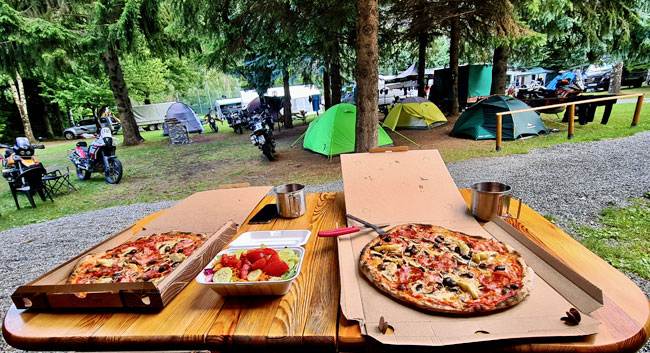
[0,101,648,233]
[589,84,650,96]
[577,196,650,279]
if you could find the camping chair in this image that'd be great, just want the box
[42,166,77,196]
[9,166,53,210]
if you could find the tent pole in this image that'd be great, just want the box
[291,131,307,147]
[379,122,421,148]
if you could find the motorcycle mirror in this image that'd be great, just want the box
[38,137,43,142]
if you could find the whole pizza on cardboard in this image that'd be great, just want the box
[359,224,532,313]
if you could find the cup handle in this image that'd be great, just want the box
[501,195,522,220]
[288,194,296,217]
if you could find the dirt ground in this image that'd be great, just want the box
[210,113,471,186]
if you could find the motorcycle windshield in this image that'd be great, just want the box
[15,137,30,149]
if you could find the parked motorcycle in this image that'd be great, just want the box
[248,116,276,161]
[206,114,219,133]
[68,127,123,184]
[1,137,45,185]
[228,112,246,134]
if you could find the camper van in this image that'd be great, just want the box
[215,98,243,119]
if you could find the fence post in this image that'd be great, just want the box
[496,113,503,151]
[568,104,575,139]
[632,93,644,127]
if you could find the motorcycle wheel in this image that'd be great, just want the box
[262,143,275,161]
[105,158,123,184]
[236,126,243,134]
[76,166,91,180]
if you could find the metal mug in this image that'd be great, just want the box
[470,182,521,222]
[274,183,306,218]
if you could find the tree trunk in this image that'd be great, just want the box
[323,69,332,110]
[608,62,623,94]
[354,0,379,153]
[101,46,143,146]
[144,92,151,104]
[417,33,427,97]
[490,44,510,96]
[449,17,460,115]
[42,108,55,139]
[330,42,342,105]
[8,71,37,143]
[68,108,75,126]
[283,69,293,128]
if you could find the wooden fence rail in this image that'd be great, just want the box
[495,93,645,151]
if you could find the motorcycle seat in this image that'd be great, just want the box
[76,141,87,147]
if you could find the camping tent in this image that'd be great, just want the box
[303,104,393,156]
[132,102,175,129]
[430,64,492,109]
[450,96,548,140]
[163,102,204,136]
[383,97,447,130]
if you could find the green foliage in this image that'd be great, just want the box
[577,198,650,279]
[122,56,169,104]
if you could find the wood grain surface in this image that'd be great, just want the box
[3,191,649,352]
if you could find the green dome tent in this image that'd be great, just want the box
[451,96,548,140]
[303,104,393,156]
[383,97,447,130]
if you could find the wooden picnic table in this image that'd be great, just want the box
[3,191,650,352]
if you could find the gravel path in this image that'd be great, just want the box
[2,131,650,352]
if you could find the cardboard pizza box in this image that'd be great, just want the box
[339,149,602,346]
[11,186,272,311]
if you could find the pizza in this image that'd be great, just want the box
[67,231,207,284]
[359,224,532,314]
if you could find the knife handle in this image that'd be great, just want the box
[318,227,361,237]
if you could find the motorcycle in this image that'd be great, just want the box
[207,115,219,133]
[248,116,276,161]
[229,112,246,134]
[68,127,123,184]
[1,137,45,185]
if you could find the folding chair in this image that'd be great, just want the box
[43,166,77,195]
[10,166,53,209]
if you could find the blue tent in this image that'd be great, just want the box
[163,102,204,135]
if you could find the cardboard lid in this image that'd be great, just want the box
[139,186,272,236]
[228,230,312,248]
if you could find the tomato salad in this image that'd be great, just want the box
[203,247,300,282]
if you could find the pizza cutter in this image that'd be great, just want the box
[317,216,389,237]
[345,214,389,236]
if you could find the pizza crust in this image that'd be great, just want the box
[359,224,533,314]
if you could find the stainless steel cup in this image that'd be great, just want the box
[470,182,521,222]
[275,183,306,218]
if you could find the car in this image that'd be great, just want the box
[582,65,646,92]
[63,116,121,140]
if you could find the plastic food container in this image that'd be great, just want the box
[196,230,311,296]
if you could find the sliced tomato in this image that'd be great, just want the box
[262,248,277,256]
[251,258,267,270]
[221,254,241,269]
[266,253,280,264]
[264,261,289,277]
[245,249,265,263]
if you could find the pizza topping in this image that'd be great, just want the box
[494,265,506,271]
[442,277,458,287]
[374,244,402,253]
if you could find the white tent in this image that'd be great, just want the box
[132,102,175,129]
[240,85,322,114]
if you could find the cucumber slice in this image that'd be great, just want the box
[278,249,295,261]
[213,267,233,283]
[247,269,262,281]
